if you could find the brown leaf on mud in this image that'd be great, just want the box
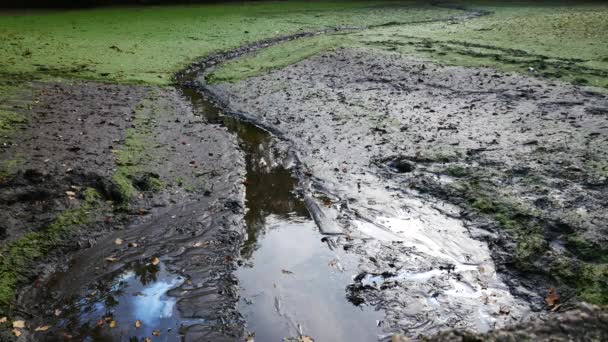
[35,325,51,332]
[12,329,21,337]
[152,330,161,336]
[12,320,25,328]
[323,199,332,207]
[114,238,123,245]
[151,257,160,266]
[134,320,142,328]
[545,288,560,307]
[281,269,294,275]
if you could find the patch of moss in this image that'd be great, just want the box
[0,109,26,136]
[551,257,608,305]
[459,181,607,305]
[0,156,24,178]
[566,235,608,263]
[514,233,548,270]
[110,98,166,208]
[0,188,101,313]
[443,165,469,178]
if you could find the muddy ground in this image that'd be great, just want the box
[1,13,607,342]
[0,80,246,341]
[206,47,608,337]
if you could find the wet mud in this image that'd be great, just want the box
[2,4,607,341]
[3,81,247,340]
[206,47,608,337]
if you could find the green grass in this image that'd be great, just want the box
[0,188,102,312]
[357,1,608,87]
[208,33,348,83]
[0,1,459,85]
[211,1,608,87]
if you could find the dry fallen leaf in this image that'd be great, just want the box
[35,325,51,332]
[12,329,21,337]
[134,320,142,328]
[0,317,6,323]
[545,288,560,307]
[65,191,77,199]
[152,330,161,336]
[151,257,160,266]
[12,320,25,328]
[109,320,117,328]
[105,256,119,262]
[114,238,123,245]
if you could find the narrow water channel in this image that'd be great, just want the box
[181,86,384,341]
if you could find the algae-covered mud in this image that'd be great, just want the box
[1,0,608,341]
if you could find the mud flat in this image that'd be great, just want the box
[207,47,608,337]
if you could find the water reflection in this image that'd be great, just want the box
[180,87,309,258]
[56,262,184,341]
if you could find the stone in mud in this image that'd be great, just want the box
[387,157,416,173]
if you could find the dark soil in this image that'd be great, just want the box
[0,79,247,341]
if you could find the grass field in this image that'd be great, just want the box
[0,1,458,85]
[210,1,608,87]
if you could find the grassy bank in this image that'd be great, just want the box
[210,1,608,87]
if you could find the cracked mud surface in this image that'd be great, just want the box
[207,47,608,337]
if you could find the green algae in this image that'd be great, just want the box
[0,188,102,312]
[0,1,458,85]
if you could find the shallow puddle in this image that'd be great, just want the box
[237,216,383,341]
[55,263,187,341]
